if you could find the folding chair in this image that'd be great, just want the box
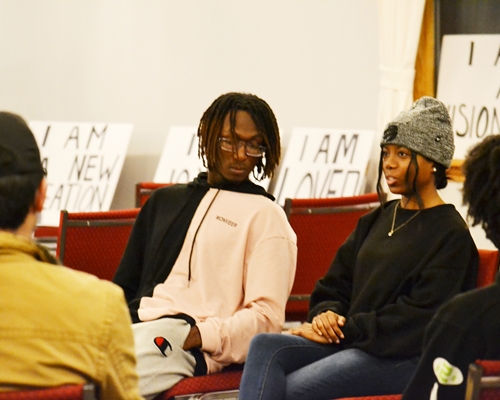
[135,182,173,207]
[0,383,97,400]
[154,368,243,400]
[56,208,140,280]
[284,193,380,322]
[465,360,500,400]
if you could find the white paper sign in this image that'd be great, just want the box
[30,121,133,226]
[154,126,270,189]
[437,34,500,160]
[154,126,204,183]
[273,127,375,205]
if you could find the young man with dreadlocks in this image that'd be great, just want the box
[113,92,297,399]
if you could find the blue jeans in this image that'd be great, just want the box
[239,333,419,400]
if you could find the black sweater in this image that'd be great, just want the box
[309,200,478,358]
[403,273,500,400]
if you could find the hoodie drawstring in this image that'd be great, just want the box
[187,189,220,284]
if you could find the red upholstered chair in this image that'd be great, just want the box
[283,193,380,322]
[33,225,60,254]
[56,208,140,280]
[33,225,59,242]
[465,360,500,400]
[0,383,97,400]
[154,368,243,400]
[135,182,173,207]
[476,249,500,288]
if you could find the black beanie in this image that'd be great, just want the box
[0,112,44,178]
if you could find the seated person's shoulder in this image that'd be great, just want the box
[51,265,127,308]
[440,204,471,230]
[436,282,500,324]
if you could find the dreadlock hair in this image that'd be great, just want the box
[376,125,448,209]
[0,173,44,230]
[462,134,500,249]
[197,92,281,181]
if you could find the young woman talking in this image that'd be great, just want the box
[238,97,479,400]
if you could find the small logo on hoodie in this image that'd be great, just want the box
[153,336,173,357]
[216,215,237,228]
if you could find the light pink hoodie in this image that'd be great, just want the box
[138,188,297,373]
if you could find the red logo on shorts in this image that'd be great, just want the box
[153,336,172,357]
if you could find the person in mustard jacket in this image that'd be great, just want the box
[0,112,143,400]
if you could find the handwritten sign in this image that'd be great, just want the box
[273,127,375,205]
[437,34,500,160]
[30,121,133,226]
[154,126,270,189]
[154,126,203,183]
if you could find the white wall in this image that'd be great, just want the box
[0,0,494,249]
[0,0,380,205]
[441,182,495,250]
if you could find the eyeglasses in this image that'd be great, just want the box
[218,137,266,158]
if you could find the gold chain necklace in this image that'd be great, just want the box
[388,202,421,237]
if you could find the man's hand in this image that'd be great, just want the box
[182,326,202,350]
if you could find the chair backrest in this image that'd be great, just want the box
[135,182,173,207]
[0,383,97,400]
[56,208,140,281]
[465,360,500,400]
[476,249,500,288]
[284,193,380,322]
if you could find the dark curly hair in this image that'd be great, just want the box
[462,134,500,249]
[0,174,44,230]
[197,92,281,181]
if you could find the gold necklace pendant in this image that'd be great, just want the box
[388,202,421,237]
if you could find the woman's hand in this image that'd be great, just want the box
[288,323,332,344]
[310,310,346,344]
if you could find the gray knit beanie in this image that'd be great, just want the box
[380,96,455,168]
